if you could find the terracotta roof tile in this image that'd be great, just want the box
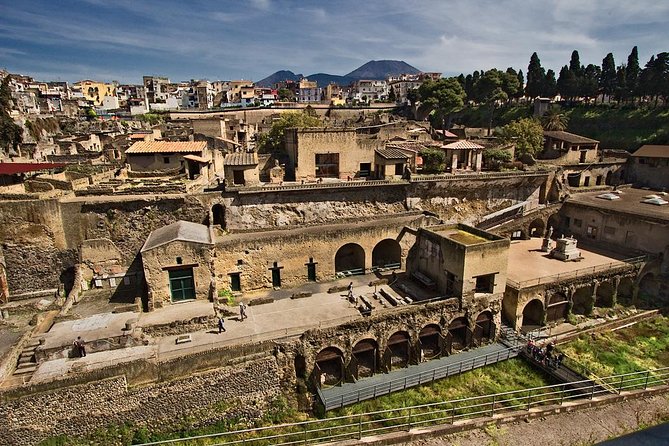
[443,140,485,150]
[631,145,669,158]
[125,141,206,154]
[543,131,599,145]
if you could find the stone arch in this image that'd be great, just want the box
[546,292,568,323]
[595,281,615,308]
[617,277,635,306]
[572,286,594,315]
[448,317,470,351]
[212,204,225,229]
[315,346,344,387]
[334,243,365,274]
[474,310,495,343]
[419,324,442,360]
[351,338,378,379]
[372,239,402,269]
[386,331,411,370]
[528,218,546,238]
[605,170,613,185]
[521,299,544,329]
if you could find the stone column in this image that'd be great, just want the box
[612,276,620,307]
[588,281,598,316]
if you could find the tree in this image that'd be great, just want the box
[406,88,419,106]
[502,68,521,99]
[516,69,525,99]
[497,118,544,158]
[543,69,558,97]
[419,147,446,173]
[581,64,601,101]
[600,53,617,101]
[0,76,23,156]
[526,52,546,98]
[541,109,569,131]
[483,148,513,170]
[417,77,466,129]
[256,111,323,154]
[557,65,578,100]
[474,69,509,135]
[625,46,640,101]
[569,50,583,78]
[277,88,294,101]
[388,86,396,103]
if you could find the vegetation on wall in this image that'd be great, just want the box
[497,118,544,157]
[0,75,23,156]
[257,111,323,154]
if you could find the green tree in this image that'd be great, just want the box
[497,118,544,158]
[516,69,525,99]
[388,86,396,103]
[557,66,578,100]
[569,50,583,78]
[406,88,419,106]
[419,147,446,173]
[483,148,512,170]
[581,64,601,101]
[474,69,510,135]
[600,53,617,100]
[526,52,546,98]
[0,76,23,156]
[277,88,294,101]
[256,111,323,154]
[541,109,569,131]
[417,77,466,129]
[543,69,558,97]
[625,46,640,101]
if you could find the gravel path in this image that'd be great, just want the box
[405,394,669,446]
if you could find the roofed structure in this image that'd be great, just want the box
[375,148,410,160]
[141,221,213,252]
[443,140,485,150]
[543,131,599,145]
[224,152,258,166]
[125,141,206,154]
[631,145,669,158]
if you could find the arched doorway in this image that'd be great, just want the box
[419,324,442,360]
[385,331,410,370]
[546,292,568,323]
[617,277,634,306]
[595,281,615,308]
[334,243,365,275]
[605,171,613,185]
[212,204,225,229]
[315,347,344,387]
[521,299,544,330]
[350,339,378,380]
[448,317,470,352]
[572,286,593,315]
[372,239,402,270]
[528,219,546,238]
[474,311,495,344]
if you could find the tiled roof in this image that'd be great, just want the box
[543,131,599,145]
[0,162,66,175]
[141,221,213,252]
[385,141,427,153]
[631,145,669,158]
[434,129,458,138]
[375,148,411,160]
[443,140,485,150]
[183,154,210,163]
[224,152,258,166]
[125,141,206,154]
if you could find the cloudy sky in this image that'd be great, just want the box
[1,0,667,84]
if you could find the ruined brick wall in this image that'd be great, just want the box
[0,356,282,446]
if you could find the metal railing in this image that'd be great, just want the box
[137,367,669,446]
[506,258,639,289]
[319,345,521,411]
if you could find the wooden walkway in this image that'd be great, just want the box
[318,342,520,411]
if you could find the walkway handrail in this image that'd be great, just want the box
[322,345,520,408]
[136,366,669,446]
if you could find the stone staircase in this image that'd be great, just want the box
[10,337,40,384]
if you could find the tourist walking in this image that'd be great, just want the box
[218,316,226,333]
[347,282,354,302]
[73,336,86,357]
[239,302,247,321]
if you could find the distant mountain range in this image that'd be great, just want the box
[255,60,421,87]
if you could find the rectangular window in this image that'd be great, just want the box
[573,218,582,228]
[586,225,598,239]
[315,153,339,178]
[474,273,496,293]
[359,162,371,177]
[395,163,404,175]
[163,156,170,164]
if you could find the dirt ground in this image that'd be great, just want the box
[404,394,669,446]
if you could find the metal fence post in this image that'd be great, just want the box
[407,408,412,431]
[526,390,532,410]
[590,381,596,400]
[303,423,308,445]
[618,375,624,394]
[560,384,565,405]
[490,395,496,417]
[644,370,650,389]
[358,414,362,439]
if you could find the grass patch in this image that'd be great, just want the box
[561,316,669,377]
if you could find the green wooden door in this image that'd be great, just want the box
[169,268,195,301]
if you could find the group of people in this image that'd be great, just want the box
[526,340,565,369]
[216,302,248,334]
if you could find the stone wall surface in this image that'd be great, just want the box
[0,356,282,446]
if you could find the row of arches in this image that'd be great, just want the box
[519,276,640,329]
[314,312,495,386]
[335,239,402,274]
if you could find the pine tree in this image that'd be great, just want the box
[569,50,583,77]
[600,53,617,101]
[516,69,524,98]
[543,69,558,97]
[625,46,640,102]
[526,52,546,98]
[557,66,578,100]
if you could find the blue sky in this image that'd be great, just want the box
[1,0,668,84]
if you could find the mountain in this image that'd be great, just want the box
[255,70,302,87]
[255,60,421,87]
[344,60,420,80]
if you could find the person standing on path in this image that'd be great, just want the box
[76,336,86,357]
[347,282,354,302]
[218,316,226,333]
[239,302,247,321]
